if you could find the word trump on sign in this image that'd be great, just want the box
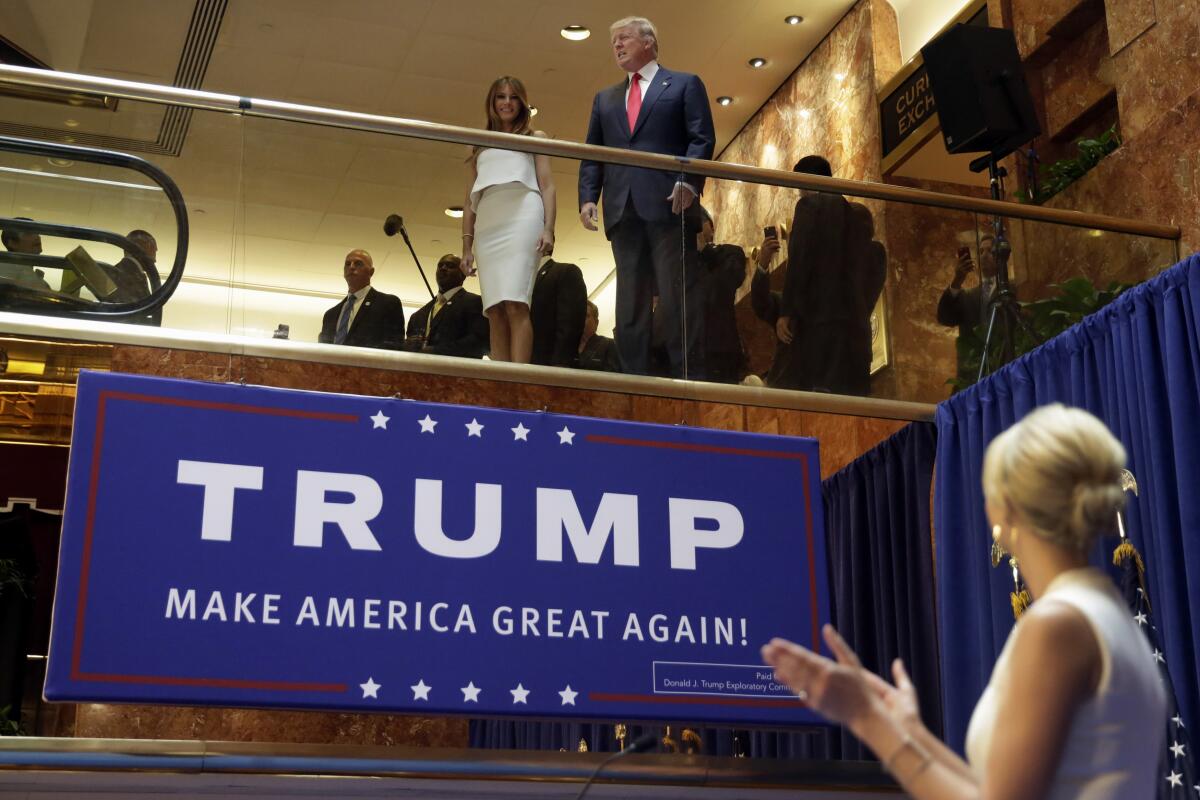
[176,461,745,570]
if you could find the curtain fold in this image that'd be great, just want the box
[471,420,941,760]
[934,254,1200,751]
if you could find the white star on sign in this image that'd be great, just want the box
[410,679,431,701]
[1153,649,1166,664]
[359,677,381,699]
[557,426,576,445]
[465,418,484,437]
[1173,715,1185,728]
[1171,741,1186,758]
[510,683,530,704]
[461,681,481,702]
[511,423,530,441]
[1134,612,1148,625]
[1167,771,1183,788]
[558,685,578,706]
[370,411,390,429]
[418,414,438,433]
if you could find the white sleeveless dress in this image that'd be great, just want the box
[965,567,1166,799]
[470,147,544,312]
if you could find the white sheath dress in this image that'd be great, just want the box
[469,147,544,312]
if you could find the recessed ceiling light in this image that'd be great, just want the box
[716,96,734,106]
[64,118,80,128]
[561,25,590,41]
[48,157,74,167]
[748,57,767,69]
[530,105,539,117]
[785,15,804,25]
[193,208,207,215]
[62,136,76,144]
[445,206,464,218]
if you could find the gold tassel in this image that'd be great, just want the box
[1113,539,1150,612]
[1010,588,1031,619]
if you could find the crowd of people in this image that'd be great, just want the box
[318,16,890,394]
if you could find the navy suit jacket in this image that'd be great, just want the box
[318,286,405,350]
[578,66,715,236]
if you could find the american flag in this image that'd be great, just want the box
[1114,470,1197,797]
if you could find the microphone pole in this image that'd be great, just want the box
[383,213,435,300]
[575,732,658,800]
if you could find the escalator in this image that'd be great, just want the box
[0,135,187,325]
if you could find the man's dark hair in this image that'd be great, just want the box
[437,254,462,269]
[793,155,833,177]
[127,229,155,244]
[1,216,35,249]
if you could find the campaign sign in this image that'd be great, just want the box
[46,370,830,726]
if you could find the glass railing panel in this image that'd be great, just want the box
[692,173,1180,402]
[938,211,1181,391]
[0,75,1181,408]
[234,116,626,364]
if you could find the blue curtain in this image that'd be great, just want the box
[471,420,941,759]
[935,254,1200,751]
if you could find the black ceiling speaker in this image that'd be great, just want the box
[920,23,1040,158]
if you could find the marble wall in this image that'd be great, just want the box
[46,344,910,743]
[707,0,1194,404]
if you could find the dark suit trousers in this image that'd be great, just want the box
[609,203,705,379]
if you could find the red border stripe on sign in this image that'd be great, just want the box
[70,389,357,693]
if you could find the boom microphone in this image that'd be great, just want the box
[383,213,403,237]
[575,732,658,799]
[382,212,434,299]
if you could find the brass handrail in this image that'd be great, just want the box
[0,64,1180,241]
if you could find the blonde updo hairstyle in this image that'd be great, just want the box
[982,404,1126,553]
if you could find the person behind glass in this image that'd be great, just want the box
[578,300,621,372]
[318,249,405,350]
[748,227,787,385]
[763,404,1166,798]
[104,229,161,326]
[696,206,749,384]
[842,202,887,393]
[578,16,716,379]
[404,254,489,359]
[530,258,587,368]
[0,218,51,291]
[938,233,999,384]
[461,76,556,364]
[776,155,864,393]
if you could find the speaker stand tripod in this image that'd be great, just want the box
[969,152,1041,382]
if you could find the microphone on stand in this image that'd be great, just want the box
[575,732,658,800]
[383,213,435,299]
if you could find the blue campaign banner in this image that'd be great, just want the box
[46,370,831,726]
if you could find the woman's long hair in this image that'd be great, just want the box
[471,76,532,161]
[484,76,532,135]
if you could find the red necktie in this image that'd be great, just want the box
[627,72,643,133]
